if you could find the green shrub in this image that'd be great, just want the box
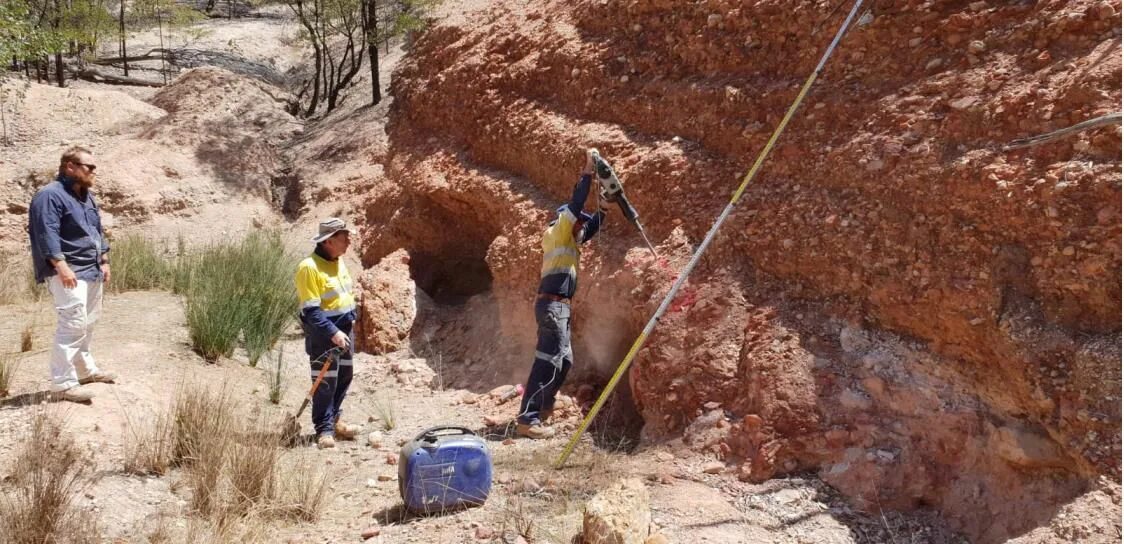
[237,231,300,365]
[105,233,174,293]
[183,231,297,364]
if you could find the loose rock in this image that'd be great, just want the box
[702,461,725,474]
[583,478,651,544]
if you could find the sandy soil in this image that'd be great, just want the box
[0,290,975,544]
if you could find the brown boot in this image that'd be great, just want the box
[334,422,360,440]
[516,422,555,439]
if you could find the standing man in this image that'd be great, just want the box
[515,149,609,439]
[28,146,117,403]
[295,218,362,449]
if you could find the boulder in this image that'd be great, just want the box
[356,249,417,354]
[583,478,651,544]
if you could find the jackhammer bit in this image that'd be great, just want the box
[589,149,659,259]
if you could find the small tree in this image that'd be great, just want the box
[2,0,64,84]
[130,0,203,82]
[285,0,365,115]
[287,0,437,113]
[361,0,378,104]
[59,0,116,61]
[0,1,60,141]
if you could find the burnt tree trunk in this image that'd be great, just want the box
[55,52,65,86]
[291,0,323,117]
[119,0,129,76]
[363,0,380,104]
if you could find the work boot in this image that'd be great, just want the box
[334,422,360,440]
[52,385,94,403]
[317,434,336,449]
[516,422,555,439]
[79,371,117,385]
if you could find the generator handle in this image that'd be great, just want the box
[415,426,478,443]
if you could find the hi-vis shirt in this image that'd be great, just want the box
[295,251,356,338]
[538,174,604,299]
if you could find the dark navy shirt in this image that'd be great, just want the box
[27,176,110,284]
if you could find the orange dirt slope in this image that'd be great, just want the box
[356,0,1121,541]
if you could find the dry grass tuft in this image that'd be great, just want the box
[159,385,237,517]
[122,382,329,530]
[497,495,536,541]
[0,252,43,306]
[268,452,330,522]
[19,323,33,353]
[374,390,397,431]
[224,426,280,517]
[123,411,176,476]
[0,411,101,544]
[268,347,284,405]
[0,351,20,398]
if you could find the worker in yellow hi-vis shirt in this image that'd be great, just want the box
[515,150,609,439]
[295,218,361,449]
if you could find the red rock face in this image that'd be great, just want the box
[358,0,1121,540]
[355,249,417,354]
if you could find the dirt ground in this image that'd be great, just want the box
[0,290,975,544]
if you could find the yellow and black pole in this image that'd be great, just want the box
[555,0,866,468]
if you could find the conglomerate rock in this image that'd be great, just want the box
[355,1,1121,540]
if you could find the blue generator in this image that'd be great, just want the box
[398,426,493,514]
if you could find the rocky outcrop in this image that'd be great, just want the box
[360,0,1121,540]
[356,249,417,354]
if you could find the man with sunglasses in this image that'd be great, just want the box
[27,146,117,403]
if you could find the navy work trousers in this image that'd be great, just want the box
[306,319,354,437]
[517,299,573,425]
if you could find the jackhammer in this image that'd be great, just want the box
[589,149,659,259]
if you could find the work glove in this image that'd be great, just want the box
[331,330,351,349]
[583,149,596,176]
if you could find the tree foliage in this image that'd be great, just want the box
[131,0,206,29]
[60,0,118,57]
[1,0,205,86]
[0,1,65,62]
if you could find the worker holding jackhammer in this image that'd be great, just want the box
[295,218,362,449]
[515,150,610,439]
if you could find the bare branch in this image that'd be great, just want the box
[1004,112,1122,151]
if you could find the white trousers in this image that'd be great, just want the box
[46,276,103,392]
